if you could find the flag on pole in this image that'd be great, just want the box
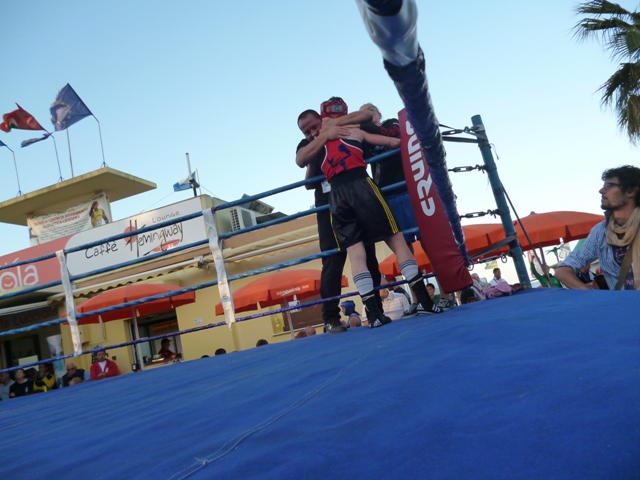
[50,84,93,131]
[0,140,7,147]
[0,104,46,132]
[21,133,52,148]
[173,172,199,192]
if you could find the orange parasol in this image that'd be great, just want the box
[379,223,502,277]
[215,269,348,315]
[71,283,196,371]
[488,211,604,251]
[75,283,196,325]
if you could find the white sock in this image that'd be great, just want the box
[353,271,374,296]
[399,260,419,281]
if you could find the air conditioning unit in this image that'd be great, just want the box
[229,207,257,231]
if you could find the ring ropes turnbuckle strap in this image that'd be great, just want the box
[203,208,236,328]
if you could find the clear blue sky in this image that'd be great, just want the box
[0,1,638,258]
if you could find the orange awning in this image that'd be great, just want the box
[215,269,348,315]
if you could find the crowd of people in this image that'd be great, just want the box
[0,348,121,401]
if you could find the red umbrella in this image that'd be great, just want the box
[73,284,196,371]
[215,269,348,315]
[379,223,502,277]
[76,283,196,324]
[488,211,604,250]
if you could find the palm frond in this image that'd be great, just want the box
[625,95,640,143]
[575,1,640,143]
[576,0,633,18]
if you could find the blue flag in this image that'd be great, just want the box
[21,133,52,148]
[0,140,6,148]
[50,84,93,131]
[173,172,198,192]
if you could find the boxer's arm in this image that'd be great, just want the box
[321,110,374,129]
[360,130,401,148]
[295,126,350,167]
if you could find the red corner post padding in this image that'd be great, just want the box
[398,109,472,293]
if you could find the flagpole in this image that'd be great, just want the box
[66,128,74,177]
[93,115,107,167]
[50,135,64,182]
[10,148,22,195]
[185,153,197,198]
[2,144,23,195]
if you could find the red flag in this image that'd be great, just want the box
[0,104,45,132]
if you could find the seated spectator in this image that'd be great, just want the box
[489,268,509,287]
[531,261,562,288]
[382,288,410,320]
[295,330,307,339]
[256,339,269,347]
[470,273,486,300]
[90,350,120,380]
[362,288,410,322]
[460,288,479,304]
[484,281,514,298]
[9,368,32,398]
[386,276,411,303]
[62,362,89,387]
[214,348,227,356]
[33,363,58,393]
[426,283,440,305]
[0,371,14,401]
[577,264,596,284]
[593,274,609,290]
[340,300,362,328]
[158,338,176,359]
[68,377,84,386]
[24,367,37,382]
[305,326,317,337]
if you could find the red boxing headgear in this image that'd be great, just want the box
[320,97,348,119]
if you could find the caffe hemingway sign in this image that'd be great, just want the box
[0,198,207,293]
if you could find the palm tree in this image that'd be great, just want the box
[575,1,640,143]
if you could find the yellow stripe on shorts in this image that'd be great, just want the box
[329,212,341,251]
[367,177,399,234]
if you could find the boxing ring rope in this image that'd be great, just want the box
[0,117,524,369]
[1,0,537,371]
[0,149,420,331]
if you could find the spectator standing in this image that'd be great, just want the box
[557,166,640,289]
[0,372,14,400]
[9,368,32,398]
[90,350,120,380]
